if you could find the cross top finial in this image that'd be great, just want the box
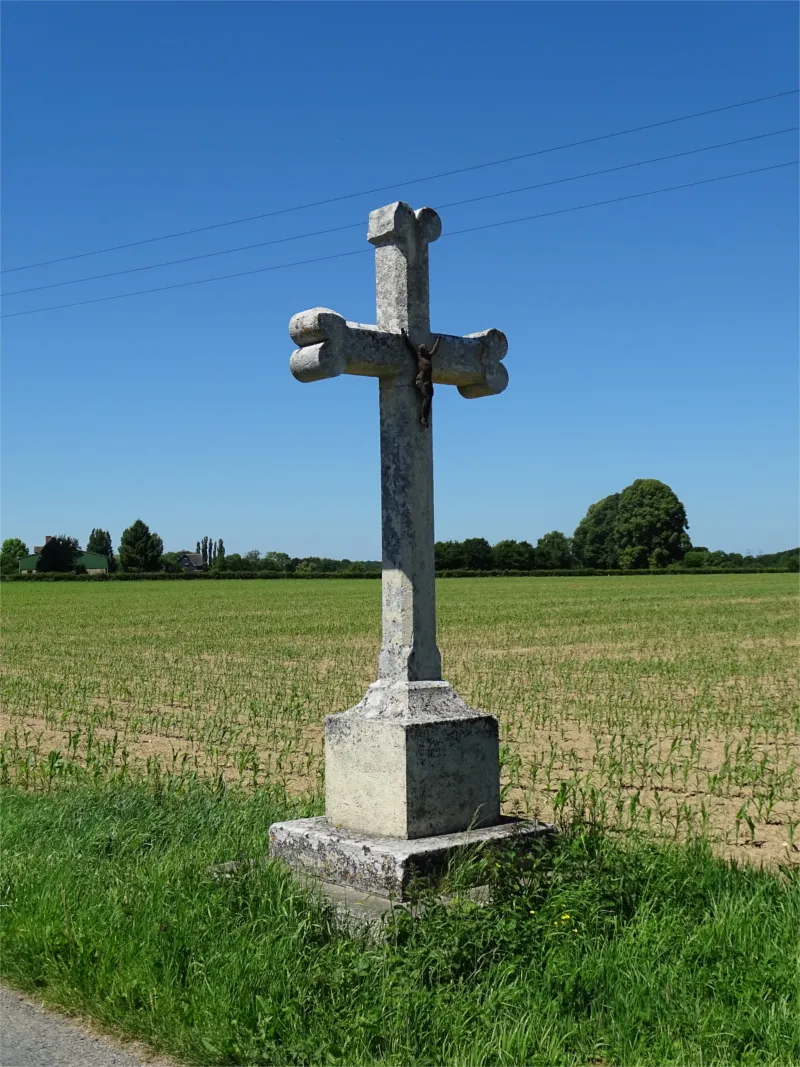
[367,201,442,337]
[368,202,442,252]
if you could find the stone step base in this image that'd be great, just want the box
[269,815,555,901]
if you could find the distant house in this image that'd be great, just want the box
[19,536,109,575]
[176,552,205,572]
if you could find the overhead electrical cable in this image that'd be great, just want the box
[5,125,795,298]
[2,87,796,274]
[3,159,795,320]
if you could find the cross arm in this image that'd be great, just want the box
[289,308,402,382]
[289,308,509,399]
[430,329,509,398]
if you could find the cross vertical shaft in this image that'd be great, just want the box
[369,203,442,683]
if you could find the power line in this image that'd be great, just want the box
[1,249,371,318]
[3,160,795,320]
[445,160,797,240]
[5,126,795,299]
[3,88,797,275]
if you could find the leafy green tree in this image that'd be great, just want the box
[572,493,621,569]
[1,538,29,575]
[704,551,727,568]
[161,551,183,573]
[682,550,710,569]
[36,536,80,572]
[492,539,536,571]
[617,546,645,570]
[263,550,290,571]
[208,539,225,570]
[753,547,798,568]
[118,520,164,572]
[648,547,671,569]
[435,541,466,570]
[296,558,320,574]
[87,528,115,570]
[615,479,689,569]
[535,531,573,570]
[460,538,494,570]
[244,549,261,569]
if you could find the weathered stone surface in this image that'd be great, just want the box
[282,202,514,869]
[289,310,508,394]
[325,680,500,838]
[269,816,554,900]
[288,200,508,685]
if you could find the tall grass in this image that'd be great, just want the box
[2,778,798,1066]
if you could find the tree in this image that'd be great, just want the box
[435,541,466,570]
[460,537,494,570]
[161,551,183,573]
[201,536,208,566]
[615,479,689,569]
[263,550,290,571]
[118,520,164,572]
[87,528,115,570]
[209,538,225,569]
[492,539,536,570]
[1,538,28,575]
[572,493,620,569]
[682,550,710,569]
[196,541,201,555]
[37,535,80,572]
[535,531,573,570]
[296,558,320,574]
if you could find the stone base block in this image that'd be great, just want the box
[269,816,554,900]
[325,680,500,838]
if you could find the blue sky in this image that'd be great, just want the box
[2,2,797,558]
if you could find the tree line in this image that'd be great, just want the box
[436,481,797,572]
[2,480,798,576]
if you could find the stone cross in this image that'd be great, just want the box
[289,201,508,684]
[271,201,536,891]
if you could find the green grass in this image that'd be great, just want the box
[1,575,797,1063]
[2,778,798,1066]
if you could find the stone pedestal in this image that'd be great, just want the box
[269,680,553,901]
[269,816,553,901]
[325,680,500,839]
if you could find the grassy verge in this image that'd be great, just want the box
[2,780,798,1066]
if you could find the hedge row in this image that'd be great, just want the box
[3,570,381,582]
[2,567,790,583]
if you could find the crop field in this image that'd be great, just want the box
[2,574,798,866]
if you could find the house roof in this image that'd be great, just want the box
[179,553,205,566]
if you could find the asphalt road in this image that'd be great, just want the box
[0,986,172,1067]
